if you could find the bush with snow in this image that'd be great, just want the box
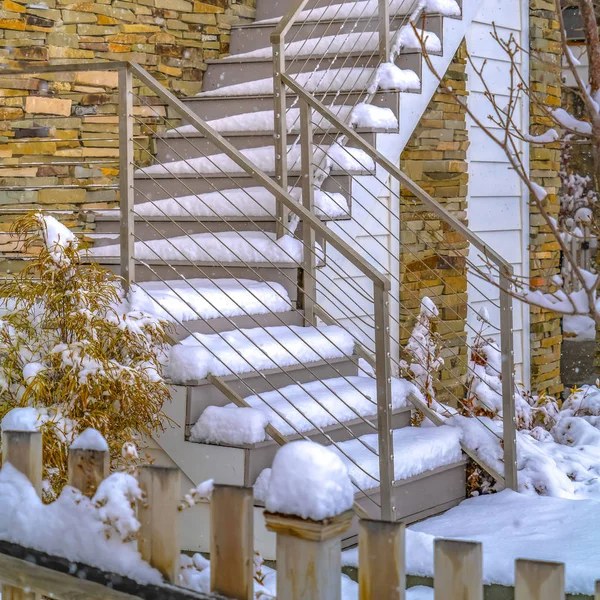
[0,213,170,497]
[265,441,354,521]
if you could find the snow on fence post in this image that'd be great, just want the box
[137,465,181,584]
[515,559,565,600]
[358,519,405,600]
[210,485,254,600]
[68,429,109,498]
[434,539,483,600]
[2,415,43,600]
[263,442,355,600]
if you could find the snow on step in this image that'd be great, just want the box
[168,324,355,382]
[225,28,441,61]
[137,144,374,177]
[130,278,291,322]
[167,103,398,137]
[190,376,417,444]
[256,0,459,24]
[90,230,312,263]
[197,66,420,97]
[332,425,462,490]
[98,186,349,220]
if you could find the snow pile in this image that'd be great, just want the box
[121,186,348,220]
[349,102,398,129]
[129,279,291,323]
[369,63,421,92]
[2,407,44,432]
[392,26,442,55]
[91,231,310,264]
[563,314,595,340]
[71,428,109,452]
[220,376,416,442]
[34,214,77,266]
[190,406,269,445]
[404,490,600,595]
[253,468,271,503]
[168,324,355,383]
[421,0,460,16]
[552,108,592,135]
[265,441,354,520]
[331,425,462,490]
[0,463,161,584]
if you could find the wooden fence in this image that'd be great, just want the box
[0,428,595,600]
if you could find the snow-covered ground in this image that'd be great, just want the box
[344,490,600,595]
[563,314,595,341]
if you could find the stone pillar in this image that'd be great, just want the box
[529,0,563,396]
[399,42,470,404]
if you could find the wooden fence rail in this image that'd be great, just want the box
[0,428,593,600]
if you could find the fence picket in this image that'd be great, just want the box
[68,446,109,497]
[137,465,181,584]
[358,518,405,600]
[515,559,565,600]
[210,485,254,600]
[434,539,483,600]
[2,429,42,600]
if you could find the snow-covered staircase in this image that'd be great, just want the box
[89,0,478,557]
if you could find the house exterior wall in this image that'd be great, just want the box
[465,0,531,386]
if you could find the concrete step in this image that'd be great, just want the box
[202,49,422,92]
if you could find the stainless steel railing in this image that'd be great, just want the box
[0,62,398,520]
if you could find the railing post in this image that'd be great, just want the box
[118,64,134,293]
[265,510,354,600]
[378,0,390,61]
[374,281,394,521]
[299,99,316,324]
[499,266,517,491]
[359,519,405,600]
[68,431,109,498]
[272,39,289,239]
[210,485,254,600]
[515,559,565,600]
[137,465,181,584]
[2,427,42,600]
[434,539,483,600]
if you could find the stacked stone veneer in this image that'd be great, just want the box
[529,0,563,396]
[399,43,469,404]
[0,0,255,273]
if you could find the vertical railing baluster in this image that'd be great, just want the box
[499,265,517,491]
[378,0,390,61]
[374,281,394,521]
[299,99,316,325]
[272,37,289,239]
[118,64,135,293]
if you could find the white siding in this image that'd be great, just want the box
[466,1,530,384]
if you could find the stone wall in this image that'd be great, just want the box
[0,0,255,273]
[399,42,470,404]
[529,0,563,396]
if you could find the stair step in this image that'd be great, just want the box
[202,48,423,92]
[168,323,356,384]
[230,14,422,55]
[193,376,417,443]
[136,143,374,178]
[185,90,407,123]
[128,277,293,327]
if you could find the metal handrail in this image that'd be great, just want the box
[283,73,518,491]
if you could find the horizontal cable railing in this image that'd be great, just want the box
[0,62,399,521]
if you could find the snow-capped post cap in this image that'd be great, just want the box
[1,407,43,433]
[68,429,109,497]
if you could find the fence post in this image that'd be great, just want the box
[434,539,483,600]
[299,99,316,325]
[265,509,354,600]
[137,465,181,584]
[595,579,600,600]
[67,446,109,498]
[2,428,42,600]
[358,519,405,600]
[210,485,254,600]
[515,559,565,600]
[374,280,395,521]
[272,39,289,239]
[499,265,518,491]
[118,63,134,293]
